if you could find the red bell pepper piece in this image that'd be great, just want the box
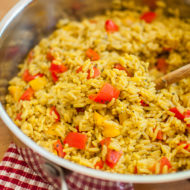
[76,66,83,73]
[105,149,122,168]
[95,160,104,169]
[76,65,100,79]
[114,64,131,76]
[184,110,190,118]
[100,137,111,147]
[50,106,60,122]
[15,112,22,121]
[49,63,68,82]
[157,130,163,140]
[46,51,55,61]
[64,132,87,150]
[53,139,66,158]
[87,66,100,79]
[160,157,172,172]
[114,64,126,71]
[50,63,68,74]
[156,58,168,73]
[184,110,190,127]
[169,107,185,121]
[140,100,149,107]
[105,20,119,33]
[153,127,163,140]
[51,72,58,82]
[149,163,156,173]
[178,141,190,151]
[22,69,44,82]
[134,165,138,174]
[86,48,100,61]
[140,11,156,23]
[89,83,120,104]
[20,88,34,101]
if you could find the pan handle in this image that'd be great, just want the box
[43,162,69,190]
[60,173,68,190]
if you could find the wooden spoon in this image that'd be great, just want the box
[155,64,190,89]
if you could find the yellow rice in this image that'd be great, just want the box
[5,2,190,174]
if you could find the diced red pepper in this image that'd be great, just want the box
[160,157,172,173]
[89,83,120,104]
[35,73,44,78]
[149,163,156,173]
[105,20,119,33]
[169,107,185,121]
[76,66,83,73]
[15,113,22,121]
[114,64,126,71]
[140,11,156,23]
[184,110,190,118]
[134,165,138,174]
[50,63,68,74]
[64,132,87,150]
[153,127,163,140]
[156,130,163,140]
[49,63,68,82]
[20,88,34,101]
[100,137,111,147]
[88,94,97,101]
[77,65,100,79]
[50,106,60,122]
[87,66,100,79]
[51,72,58,82]
[178,141,190,151]
[105,149,122,168]
[114,64,131,76]
[178,141,187,146]
[156,58,168,74]
[53,139,66,158]
[184,144,190,151]
[86,48,100,61]
[184,110,190,127]
[95,160,104,169]
[140,100,149,107]
[22,69,44,82]
[46,51,55,61]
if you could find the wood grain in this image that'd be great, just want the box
[0,1,190,189]
[156,64,190,89]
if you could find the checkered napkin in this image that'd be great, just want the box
[0,143,134,190]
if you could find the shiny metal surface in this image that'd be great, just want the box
[1,0,190,186]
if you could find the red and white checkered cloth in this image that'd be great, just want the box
[0,143,134,190]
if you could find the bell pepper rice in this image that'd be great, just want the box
[6,2,190,174]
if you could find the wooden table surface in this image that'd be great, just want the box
[0,1,190,189]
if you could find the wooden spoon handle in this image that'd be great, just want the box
[155,64,190,89]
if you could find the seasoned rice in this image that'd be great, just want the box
[6,2,190,174]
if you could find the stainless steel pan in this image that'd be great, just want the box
[0,0,190,189]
